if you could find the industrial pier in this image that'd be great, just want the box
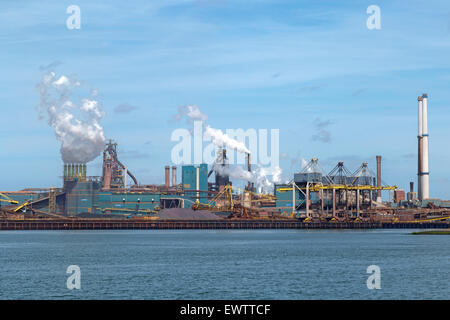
[0,219,448,231]
[1,93,450,229]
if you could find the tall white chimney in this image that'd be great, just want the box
[422,93,430,199]
[417,96,423,200]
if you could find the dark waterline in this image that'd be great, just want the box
[0,229,448,300]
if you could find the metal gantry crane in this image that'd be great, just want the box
[279,158,397,222]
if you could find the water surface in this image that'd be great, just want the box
[0,229,448,299]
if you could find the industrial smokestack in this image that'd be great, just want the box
[421,93,430,199]
[376,155,382,202]
[417,96,423,200]
[410,181,414,193]
[165,166,170,189]
[172,166,177,187]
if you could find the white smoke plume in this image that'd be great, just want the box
[213,164,285,193]
[204,125,251,154]
[37,71,106,163]
[172,104,250,154]
[213,164,253,181]
[252,165,288,193]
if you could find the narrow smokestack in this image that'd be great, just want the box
[376,155,382,202]
[172,166,177,187]
[410,181,414,193]
[422,93,430,199]
[165,166,170,189]
[417,96,423,200]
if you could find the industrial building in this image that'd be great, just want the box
[274,157,396,220]
[0,141,238,217]
[1,93,450,225]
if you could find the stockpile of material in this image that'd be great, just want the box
[155,208,223,220]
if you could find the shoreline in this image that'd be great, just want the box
[1,219,449,231]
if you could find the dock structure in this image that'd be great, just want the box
[0,219,448,231]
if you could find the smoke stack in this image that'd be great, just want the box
[417,96,423,200]
[376,155,382,202]
[165,166,170,189]
[410,181,414,193]
[421,93,430,199]
[172,166,177,187]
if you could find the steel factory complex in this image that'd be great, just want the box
[1,93,449,230]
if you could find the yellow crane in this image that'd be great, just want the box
[12,201,31,212]
[0,199,19,205]
[192,185,235,212]
[277,184,397,192]
[0,193,19,206]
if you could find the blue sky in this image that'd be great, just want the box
[0,0,449,199]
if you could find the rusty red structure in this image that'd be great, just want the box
[102,140,138,190]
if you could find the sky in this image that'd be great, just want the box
[0,0,449,199]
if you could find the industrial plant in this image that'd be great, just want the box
[1,93,449,230]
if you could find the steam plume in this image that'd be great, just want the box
[213,164,285,192]
[173,104,251,155]
[204,126,251,154]
[37,71,106,163]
